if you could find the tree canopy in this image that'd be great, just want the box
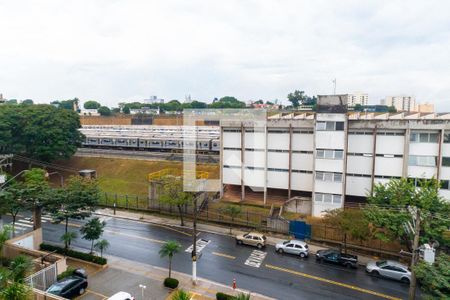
[366,178,450,250]
[414,253,450,299]
[287,90,316,108]
[0,104,84,161]
[97,106,111,116]
[159,176,194,226]
[83,101,101,109]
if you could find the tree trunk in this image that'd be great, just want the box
[65,217,69,234]
[91,240,94,253]
[12,215,16,237]
[177,205,184,226]
[169,256,172,278]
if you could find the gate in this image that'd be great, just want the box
[25,263,58,291]
[289,221,311,240]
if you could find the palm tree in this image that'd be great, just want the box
[9,255,33,283]
[60,231,78,251]
[234,292,251,300]
[159,241,181,279]
[223,205,242,234]
[171,289,192,300]
[94,239,110,258]
[0,225,12,264]
[0,281,31,300]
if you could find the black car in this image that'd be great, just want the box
[47,269,88,299]
[315,249,358,268]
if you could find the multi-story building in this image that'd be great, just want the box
[220,95,450,216]
[0,94,5,104]
[417,103,435,113]
[383,96,416,112]
[347,92,368,106]
[144,96,164,104]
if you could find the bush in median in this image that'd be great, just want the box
[164,277,179,289]
[40,243,107,265]
[216,292,234,300]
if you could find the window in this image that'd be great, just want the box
[315,172,342,182]
[444,132,450,143]
[408,155,437,167]
[440,180,450,190]
[410,132,439,143]
[316,121,344,131]
[316,149,344,160]
[442,157,450,167]
[315,193,342,204]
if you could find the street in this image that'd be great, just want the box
[2,214,412,300]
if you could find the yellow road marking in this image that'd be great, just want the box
[149,222,192,237]
[265,264,401,300]
[212,252,236,260]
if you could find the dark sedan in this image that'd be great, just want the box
[47,275,88,298]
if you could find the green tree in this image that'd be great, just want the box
[0,225,12,264]
[159,176,194,226]
[60,231,78,251]
[171,289,192,300]
[98,106,112,116]
[80,217,105,253]
[0,104,84,161]
[122,106,130,114]
[111,107,120,113]
[287,90,306,108]
[323,208,371,254]
[234,293,251,300]
[21,99,33,105]
[5,99,17,105]
[0,184,26,236]
[21,168,51,230]
[9,255,32,283]
[83,101,101,109]
[366,178,450,251]
[94,239,110,258]
[222,205,241,234]
[353,104,363,111]
[387,105,397,113]
[208,96,245,109]
[48,175,100,240]
[0,281,31,300]
[414,253,450,299]
[159,240,181,278]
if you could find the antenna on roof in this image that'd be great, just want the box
[332,78,337,95]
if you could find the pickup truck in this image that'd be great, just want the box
[315,249,358,268]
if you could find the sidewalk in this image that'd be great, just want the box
[95,208,379,266]
[107,255,275,300]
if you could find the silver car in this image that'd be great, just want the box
[275,240,309,258]
[366,260,411,284]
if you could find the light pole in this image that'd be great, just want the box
[45,171,64,187]
[139,284,146,300]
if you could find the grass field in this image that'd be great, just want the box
[57,156,219,197]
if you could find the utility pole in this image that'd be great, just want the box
[192,194,197,285]
[408,208,421,300]
[332,78,337,95]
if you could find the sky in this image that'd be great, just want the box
[1,0,450,111]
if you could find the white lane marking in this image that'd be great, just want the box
[41,216,53,221]
[13,221,33,228]
[245,250,267,268]
[17,219,33,224]
[185,239,210,254]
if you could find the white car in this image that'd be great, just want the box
[275,240,309,258]
[108,292,135,300]
[366,260,411,284]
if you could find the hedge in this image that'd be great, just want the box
[216,292,234,300]
[164,277,179,289]
[40,243,107,265]
[57,267,76,281]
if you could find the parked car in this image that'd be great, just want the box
[366,260,411,284]
[235,232,267,249]
[46,268,88,299]
[315,249,358,268]
[108,291,135,300]
[275,240,309,258]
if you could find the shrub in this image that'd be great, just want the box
[57,267,76,281]
[40,243,107,265]
[216,292,234,300]
[164,277,179,289]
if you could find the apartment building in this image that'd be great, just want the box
[383,96,416,112]
[220,95,450,216]
[347,92,368,106]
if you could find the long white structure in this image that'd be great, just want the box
[220,95,450,216]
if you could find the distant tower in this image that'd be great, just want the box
[185,94,192,103]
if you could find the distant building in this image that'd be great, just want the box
[129,107,160,115]
[144,96,164,104]
[416,103,435,113]
[184,95,192,103]
[79,109,100,116]
[383,96,416,112]
[0,94,5,104]
[347,92,368,106]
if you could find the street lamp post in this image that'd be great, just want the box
[138,284,146,300]
[45,171,64,187]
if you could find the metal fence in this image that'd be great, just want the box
[100,192,289,234]
[25,263,57,291]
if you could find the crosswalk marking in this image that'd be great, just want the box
[245,250,267,268]
[41,216,53,221]
[185,239,210,254]
[15,220,33,228]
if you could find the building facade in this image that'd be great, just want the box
[347,92,368,106]
[220,95,450,216]
[383,96,416,112]
[417,103,435,113]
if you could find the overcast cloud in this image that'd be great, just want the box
[1,0,450,110]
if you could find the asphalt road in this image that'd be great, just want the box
[2,214,413,300]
